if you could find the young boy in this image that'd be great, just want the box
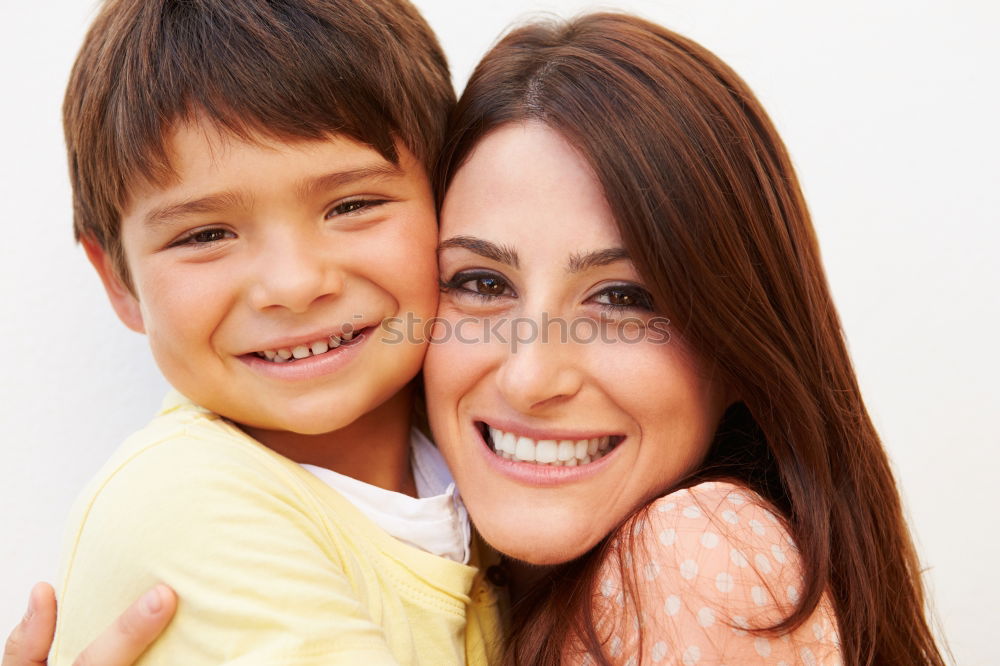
[48,0,501,663]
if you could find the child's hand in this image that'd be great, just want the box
[3,582,176,666]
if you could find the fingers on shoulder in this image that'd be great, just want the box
[71,585,177,666]
[3,582,57,666]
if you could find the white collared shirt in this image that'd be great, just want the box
[300,429,471,563]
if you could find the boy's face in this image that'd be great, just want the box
[89,119,438,435]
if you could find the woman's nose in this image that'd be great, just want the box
[494,314,584,413]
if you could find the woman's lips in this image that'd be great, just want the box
[479,421,623,466]
[471,421,625,486]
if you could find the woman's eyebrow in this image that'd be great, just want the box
[438,235,519,268]
[567,247,630,273]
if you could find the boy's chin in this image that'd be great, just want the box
[236,411,360,437]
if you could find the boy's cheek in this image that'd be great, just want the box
[372,231,439,318]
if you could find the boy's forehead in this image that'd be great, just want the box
[122,118,422,222]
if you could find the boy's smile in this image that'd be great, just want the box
[89,118,439,464]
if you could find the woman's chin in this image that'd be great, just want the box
[476,519,600,565]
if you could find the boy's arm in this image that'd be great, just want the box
[3,583,175,666]
[52,436,401,666]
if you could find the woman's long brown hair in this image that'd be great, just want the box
[436,13,945,666]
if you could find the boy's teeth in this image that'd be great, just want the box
[259,330,362,363]
[487,426,616,466]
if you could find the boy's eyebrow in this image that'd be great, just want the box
[142,163,404,228]
[438,235,520,268]
[296,163,404,199]
[566,248,630,273]
[144,191,251,227]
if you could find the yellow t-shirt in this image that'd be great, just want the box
[50,392,503,665]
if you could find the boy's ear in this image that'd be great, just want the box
[81,236,145,334]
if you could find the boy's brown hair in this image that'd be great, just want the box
[64,0,454,286]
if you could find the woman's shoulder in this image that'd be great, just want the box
[644,481,790,552]
[647,480,784,527]
[632,481,801,606]
[595,481,841,664]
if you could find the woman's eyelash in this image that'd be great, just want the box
[439,271,514,300]
[591,284,654,311]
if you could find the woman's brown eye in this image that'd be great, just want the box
[606,289,636,306]
[476,277,506,295]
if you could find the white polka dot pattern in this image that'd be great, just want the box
[578,481,842,665]
[664,595,681,616]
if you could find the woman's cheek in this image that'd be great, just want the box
[425,313,484,408]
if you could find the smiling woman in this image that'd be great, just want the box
[427,122,729,568]
[427,12,946,666]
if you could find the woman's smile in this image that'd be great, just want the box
[424,121,729,565]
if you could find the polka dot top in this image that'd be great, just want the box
[580,481,842,665]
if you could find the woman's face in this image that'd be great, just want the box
[425,122,730,564]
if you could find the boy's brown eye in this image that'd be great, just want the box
[328,198,387,218]
[192,229,228,243]
[335,200,368,215]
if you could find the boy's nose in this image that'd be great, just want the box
[247,235,344,313]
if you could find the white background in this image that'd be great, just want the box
[1,0,996,662]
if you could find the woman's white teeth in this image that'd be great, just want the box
[557,440,575,461]
[310,340,329,355]
[488,426,614,466]
[535,440,558,463]
[515,436,535,462]
[499,431,517,456]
